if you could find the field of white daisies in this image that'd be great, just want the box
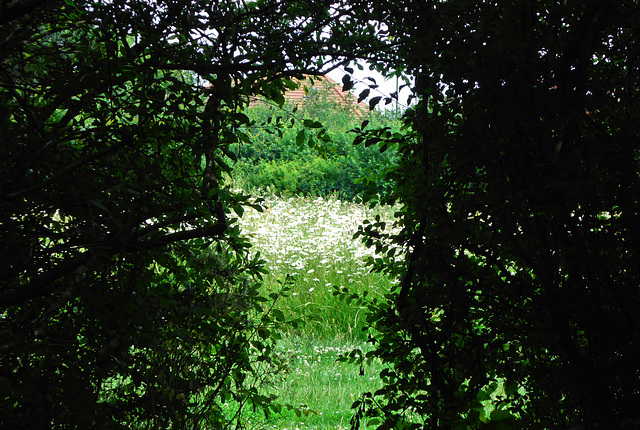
[235,194,399,430]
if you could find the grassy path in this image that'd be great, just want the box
[236,195,396,429]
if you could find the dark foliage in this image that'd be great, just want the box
[352,1,640,429]
[0,1,382,428]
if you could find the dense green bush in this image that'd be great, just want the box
[349,1,640,429]
[233,157,354,198]
[230,81,400,200]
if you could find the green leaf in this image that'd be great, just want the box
[296,129,306,145]
[477,389,492,401]
[272,309,285,322]
[489,409,515,422]
[303,119,323,128]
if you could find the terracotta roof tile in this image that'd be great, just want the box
[249,75,368,115]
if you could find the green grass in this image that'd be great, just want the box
[235,194,397,429]
[261,338,385,430]
[238,194,398,341]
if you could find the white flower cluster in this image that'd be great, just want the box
[237,195,396,274]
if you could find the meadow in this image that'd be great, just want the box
[236,195,398,430]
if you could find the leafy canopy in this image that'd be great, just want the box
[350,1,640,429]
[0,0,383,428]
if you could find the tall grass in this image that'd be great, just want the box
[238,194,397,341]
[235,194,398,429]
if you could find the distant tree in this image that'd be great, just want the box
[352,1,640,429]
[0,1,382,428]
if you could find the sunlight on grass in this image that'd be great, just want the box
[238,194,398,341]
[238,195,393,271]
[234,194,397,429]
[261,338,386,430]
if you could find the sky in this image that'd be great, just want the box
[327,63,415,111]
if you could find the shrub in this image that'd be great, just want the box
[230,83,400,200]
